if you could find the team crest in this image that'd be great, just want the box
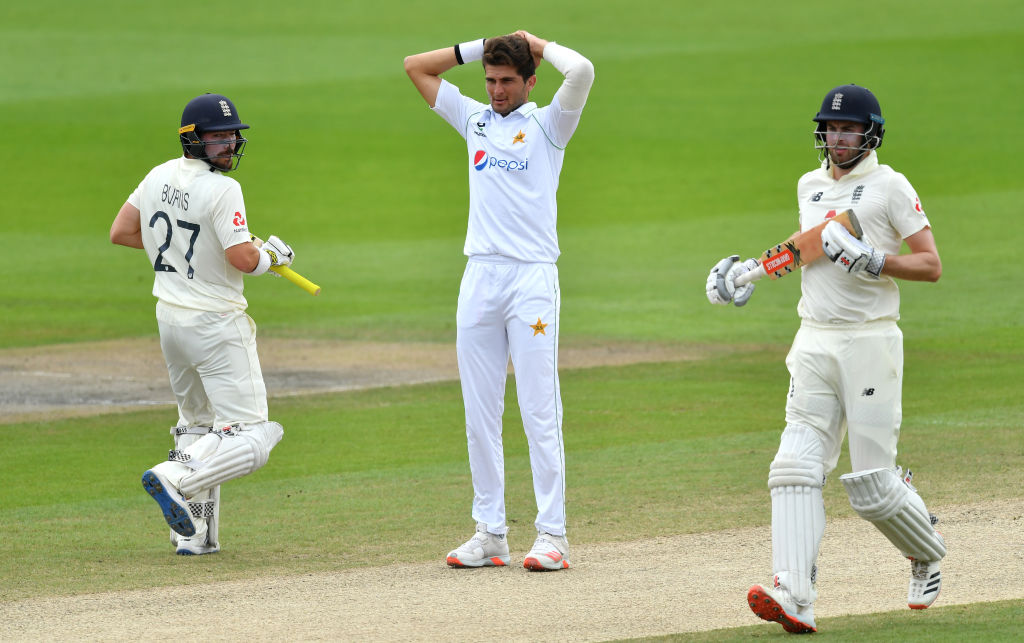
[513,130,526,144]
[530,318,547,336]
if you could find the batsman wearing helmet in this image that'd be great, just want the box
[707,84,945,633]
[110,93,293,555]
[404,31,594,571]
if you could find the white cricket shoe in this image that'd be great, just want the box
[142,468,195,537]
[747,580,817,634]
[175,522,220,556]
[446,523,510,567]
[523,532,570,571]
[908,558,942,609]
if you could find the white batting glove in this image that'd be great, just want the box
[263,235,295,268]
[821,221,885,277]
[706,255,758,307]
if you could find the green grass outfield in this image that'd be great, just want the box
[2,0,1022,638]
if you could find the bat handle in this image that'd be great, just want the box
[733,263,765,287]
[271,265,321,296]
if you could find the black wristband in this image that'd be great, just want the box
[454,44,464,65]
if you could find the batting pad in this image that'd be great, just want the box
[178,421,283,498]
[840,467,947,562]
[770,484,825,605]
[767,424,827,605]
[169,425,214,548]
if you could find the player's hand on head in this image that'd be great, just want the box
[821,221,885,278]
[514,30,546,67]
[263,235,295,268]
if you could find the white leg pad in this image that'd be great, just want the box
[206,484,220,549]
[178,422,283,498]
[168,425,214,547]
[840,467,946,562]
[768,424,827,606]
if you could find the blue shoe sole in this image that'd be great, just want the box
[142,470,195,537]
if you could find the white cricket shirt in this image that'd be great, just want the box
[797,151,931,323]
[127,157,253,312]
[432,79,584,262]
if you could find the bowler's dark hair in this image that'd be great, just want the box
[483,35,535,81]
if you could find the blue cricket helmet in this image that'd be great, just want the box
[178,93,250,171]
[813,84,885,150]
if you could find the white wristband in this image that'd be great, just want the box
[455,38,485,65]
[249,246,272,276]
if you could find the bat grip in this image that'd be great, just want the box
[271,265,321,296]
[733,263,765,287]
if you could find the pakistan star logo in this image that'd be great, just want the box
[530,318,548,336]
[513,130,526,144]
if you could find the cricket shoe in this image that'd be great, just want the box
[175,520,219,555]
[176,535,220,556]
[446,523,510,567]
[908,558,942,609]
[142,469,195,537]
[523,532,570,571]
[747,581,817,634]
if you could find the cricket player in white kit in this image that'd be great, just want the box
[404,31,594,570]
[707,84,946,633]
[110,93,292,555]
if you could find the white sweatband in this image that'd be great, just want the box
[454,38,484,65]
[249,246,272,276]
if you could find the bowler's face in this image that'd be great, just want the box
[484,64,536,116]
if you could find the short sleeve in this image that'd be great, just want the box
[432,79,484,140]
[127,178,144,208]
[542,93,584,149]
[211,181,252,250]
[888,173,930,239]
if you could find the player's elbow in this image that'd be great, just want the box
[923,252,942,282]
[403,55,419,78]
[109,226,132,247]
[575,58,595,87]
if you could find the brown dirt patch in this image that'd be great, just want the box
[0,337,717,424]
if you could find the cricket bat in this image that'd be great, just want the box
[271,265,321,296]
[734,209,862,287]
[251,234,321,296]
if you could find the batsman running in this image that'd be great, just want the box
[707,84,946,633]
[404,31,594,570]
[110,93,292,555]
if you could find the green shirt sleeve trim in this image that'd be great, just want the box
[531,113,566,151]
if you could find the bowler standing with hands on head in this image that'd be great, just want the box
[707,84,945,633]
[110,93,294,556]
[404,31,594,571]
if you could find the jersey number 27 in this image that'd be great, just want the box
[150,211,200,279]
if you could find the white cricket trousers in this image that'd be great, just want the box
[785,319,903,475]
[156,301,269,426]
[456,256,566,536]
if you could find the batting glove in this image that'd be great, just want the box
[821,221,885,277]
[263,235,295,268]
[706,255,758,306]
